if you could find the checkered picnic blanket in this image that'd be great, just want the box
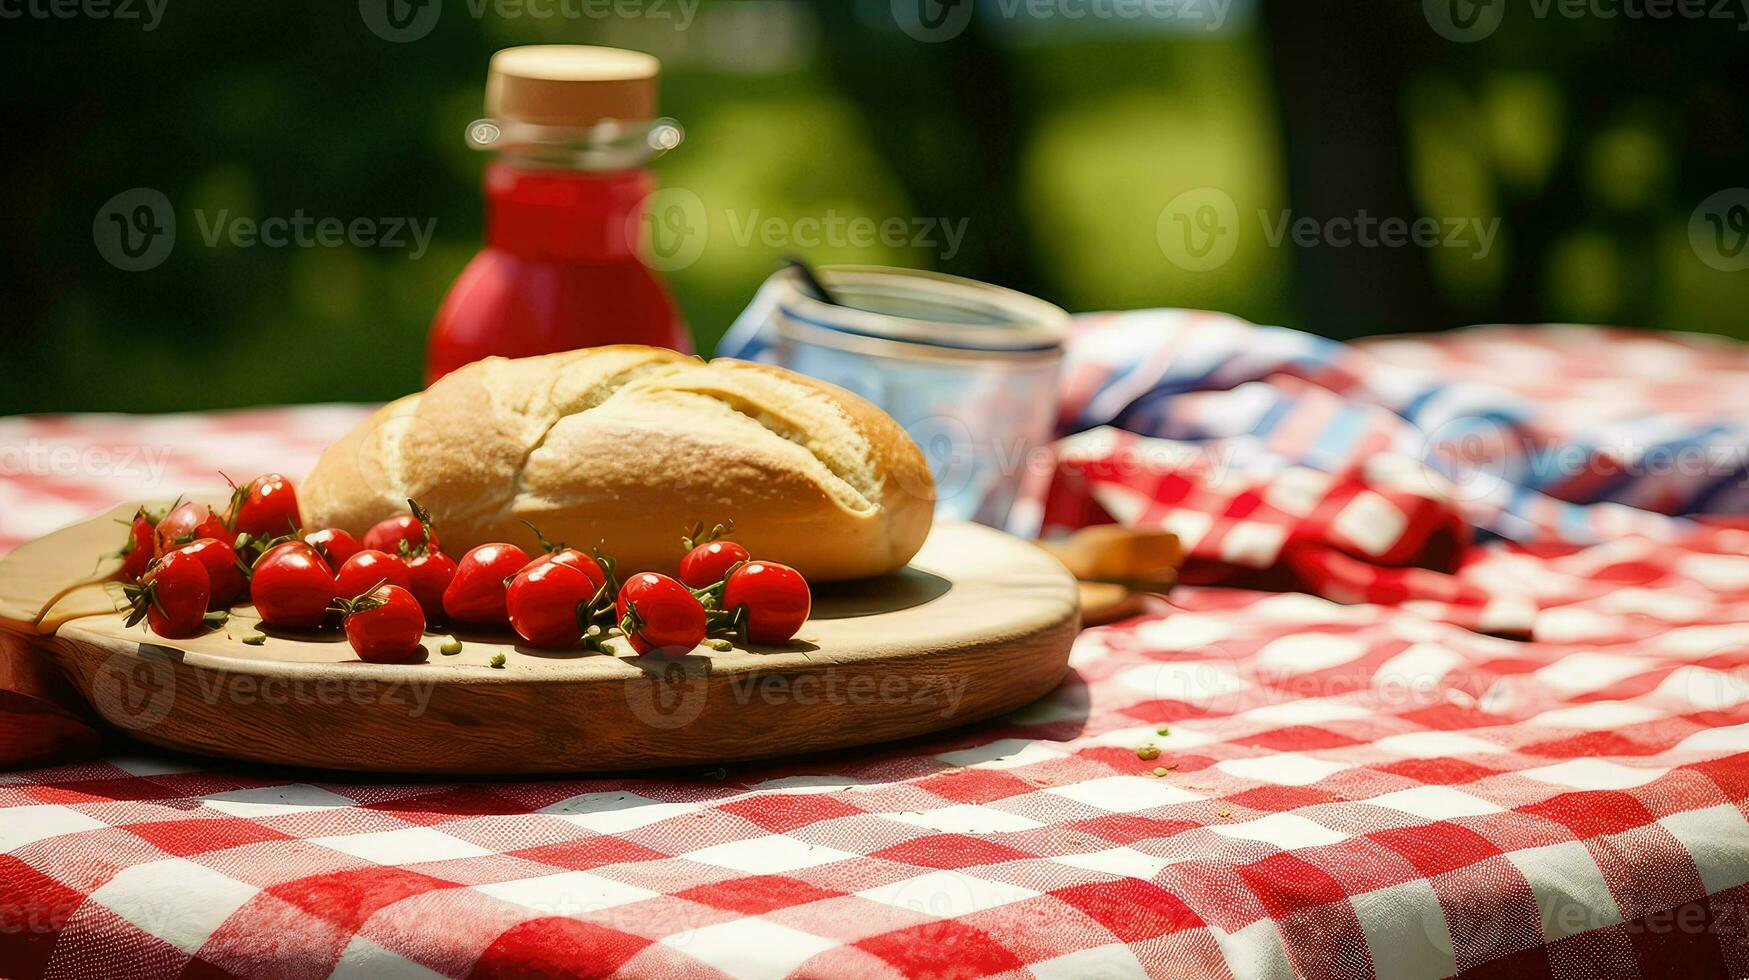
[5,315,1749,978]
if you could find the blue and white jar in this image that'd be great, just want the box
[718,265,1069,528]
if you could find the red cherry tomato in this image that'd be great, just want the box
[363,513,439,557]
[520,548,600,579]
[616,572,705,656]
[507,560,603,648]
[156,501,229,555]
[117,510,158,582]
[303,528,363,571]
[442,543,530,625]
[125,550,213,638]
[251,541,337,630]
[723,561,810,644]
[679,540,750,589]
[406,549,459,621]
[333,549,413,600]
[341,584,427,664]
[229,473,301,538]
[168,537,247,609]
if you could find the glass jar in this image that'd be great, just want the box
[719,265,1069,528]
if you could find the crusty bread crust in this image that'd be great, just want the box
[300,347,936,581]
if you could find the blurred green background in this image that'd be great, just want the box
[3,0,1746,414]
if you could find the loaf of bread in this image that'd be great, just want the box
[300,346,936,581]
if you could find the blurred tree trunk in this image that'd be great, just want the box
[1261,0,1451,337]
[807,2,1046,301]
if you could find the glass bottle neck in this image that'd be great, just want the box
[483,160,653,261]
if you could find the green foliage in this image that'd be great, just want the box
[1,0,1744,415]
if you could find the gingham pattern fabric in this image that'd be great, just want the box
[1049,311,1749,545]
[4,319,1749,978]
[0,405,368,553]
[7,558,1749,978]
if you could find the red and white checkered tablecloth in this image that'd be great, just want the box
[6,324,1749,978]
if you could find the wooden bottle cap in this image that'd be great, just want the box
[486,45,659,128]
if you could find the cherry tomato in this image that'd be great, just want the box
[168,537,247,609]
[228,473,301,539]
[124,550,214,639]
[156,501,229,555]
[678,540,750,589]
[507,560,603,648]
[616,572,705,656]
[251,541,337,630]
[519,547,601,577]
[406,549,459,621]
[303,528,363,571]
[363,513,439,558]
[117,510,158,582]
[334,549,413,600]
[723,561,810,644]
[442,543,530,625]
[341,584,427,664]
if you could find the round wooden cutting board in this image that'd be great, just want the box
[0,503,1079,774]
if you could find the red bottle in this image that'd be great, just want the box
[426,46,690,384]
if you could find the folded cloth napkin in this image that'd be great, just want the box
[1049,311,1749,541]
[1021,311,1749,639]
